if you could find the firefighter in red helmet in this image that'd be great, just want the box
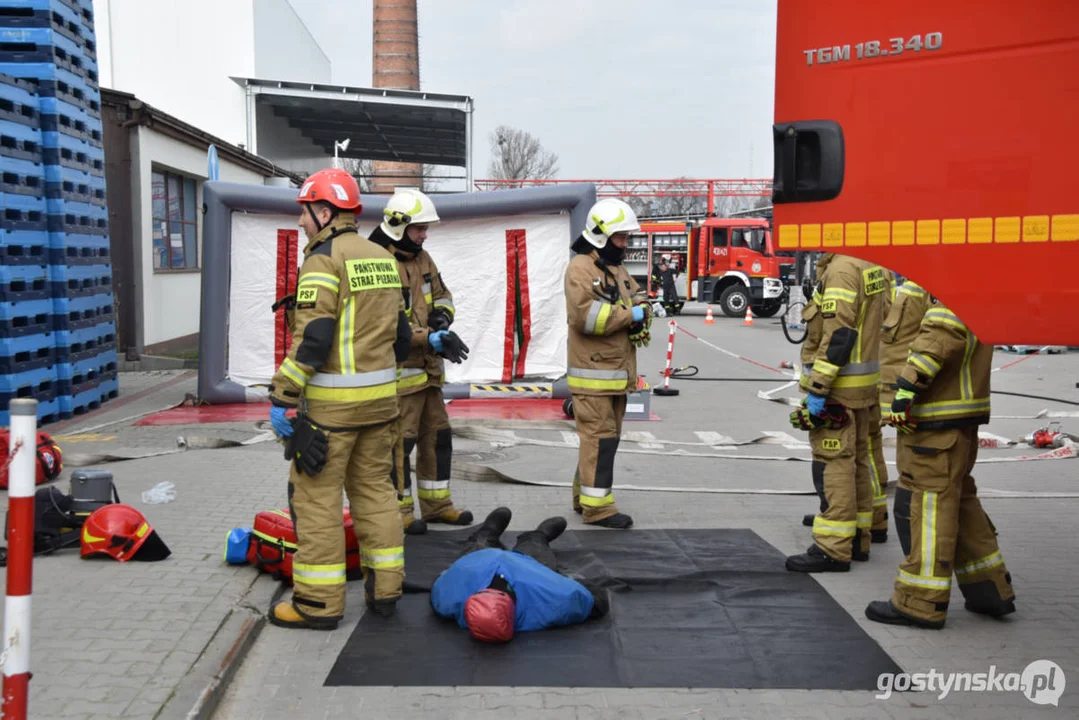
[267,167,412,630]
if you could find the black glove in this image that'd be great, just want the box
[285,416,330,476]
[427,308,452,332]
[271,294,296,314]
[438,331,470,364]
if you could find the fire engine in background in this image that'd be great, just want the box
[772,0,1079,345]
[625,218,797,318]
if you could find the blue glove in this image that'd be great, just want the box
[270,405,293,438]
[428,330,447,353]
[806,393,827,416]
[631,305,646,323]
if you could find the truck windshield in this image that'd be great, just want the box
[731,228,767,254]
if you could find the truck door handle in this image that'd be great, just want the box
[736,261,743,267]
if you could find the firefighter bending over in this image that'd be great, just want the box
[787,252,885,572]
[267,168,411,630]
[368,189,473,531]
[564,198,652,529]
[865,300,1016,629]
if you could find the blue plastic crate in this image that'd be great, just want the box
[0,120,42,163]
[42,159,101,199]
[44,194,103,218]
[1,200,45,232]
[0,76,38,127]
[53,313,111,350]
[39,95,100,145]
[0,62,96,102]
[0,295,51,337]
[0,154,44,196]
[30,75,97,116]
[0,27,98,82]
[48,261,110,298]
[0,227,47,264]
[51,289,110,329]
[0,337,55,374]
[0,324,55,359]
[0,368,62,426]
[0,261,48,301]
[0,3,93,53]
[45,208,105,235]
[56,344,114,383]
[41,136,101,176]
[0,188,44,210]
[57,374,114,417]
[47,230,108,265]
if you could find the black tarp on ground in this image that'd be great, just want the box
[325,528,902,689]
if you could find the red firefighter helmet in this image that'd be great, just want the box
[464,588,516,643]
[296,168,362,213]
[80,504,171,562]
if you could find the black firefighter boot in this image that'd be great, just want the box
[590,512,634,529]
[802,514,815,527]
[466,507,513,551]
[785,544,851,573]
[865,600,945,630]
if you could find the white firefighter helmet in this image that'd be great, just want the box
[380,188,440,241]
[582,198,640,249]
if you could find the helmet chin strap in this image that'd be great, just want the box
[598,241,625,265]
[307,203,336,234]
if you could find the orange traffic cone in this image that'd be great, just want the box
[704,306,715,325]
[742,306,754,326]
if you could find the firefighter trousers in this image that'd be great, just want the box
[810,406,874,562]
[890,425,1015,624]
[571,394,627,523]
[867,404,889,532]
[288,419,405,622]
[397,385,455,519]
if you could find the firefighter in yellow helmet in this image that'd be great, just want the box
[267,168,411,630]
[564,198,651,529]
[367,188,474,531]
[866,300,1015,629]
[787,252,886,571]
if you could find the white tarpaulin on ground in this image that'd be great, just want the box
[226,213,570,387]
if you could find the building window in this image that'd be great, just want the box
[152,170,198,270]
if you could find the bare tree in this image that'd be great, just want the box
[487,125,559,182]
[340,158,443,193]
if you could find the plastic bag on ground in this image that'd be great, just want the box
[142,481,176,504]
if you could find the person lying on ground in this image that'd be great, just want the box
[430,507,609,642]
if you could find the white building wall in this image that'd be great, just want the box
[253,0,331,83]
[92,0,332,149]
[134,127,264,347]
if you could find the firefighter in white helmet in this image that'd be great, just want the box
[563,198,651,529]
[368,188,474,532]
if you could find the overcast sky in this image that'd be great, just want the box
[287,0,778,188]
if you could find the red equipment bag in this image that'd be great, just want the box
[0,429,63,490]
[246,508,361,583]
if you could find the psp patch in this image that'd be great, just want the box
[822,438,842,451]
[820,299,838,316]
[296,287,318,304]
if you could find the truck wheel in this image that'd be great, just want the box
[719,285,750,317]
[752,300,783,318]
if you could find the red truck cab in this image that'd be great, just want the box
[772,0,1079,345]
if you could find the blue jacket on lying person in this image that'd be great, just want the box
[430,508,607,641]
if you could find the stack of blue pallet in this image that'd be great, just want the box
[0,0,116,427]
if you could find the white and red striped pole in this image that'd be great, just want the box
[3,398,36,720]
[653,320,680,396]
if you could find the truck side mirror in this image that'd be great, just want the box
[772,120,844,204]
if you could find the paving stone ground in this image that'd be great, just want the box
[4,306,1077,719]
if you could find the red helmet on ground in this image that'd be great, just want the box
[80,504,171,562]
[297,168,362,213]
[464,588,515,643]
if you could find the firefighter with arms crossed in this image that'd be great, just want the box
[865,300,1016,629]
[368,189,473,532]
[268,168,412,629]
[787,253,886,571]
[564,198,652,529]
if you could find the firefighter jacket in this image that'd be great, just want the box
[879,280,932,407]
[270,215,411,428]
[431,548,594,632]
[800,253,886,409]
[895,302,991,429]
[368,227,455,395]
[565,250,647,396]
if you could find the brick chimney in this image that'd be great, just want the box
[371,0,422,193]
